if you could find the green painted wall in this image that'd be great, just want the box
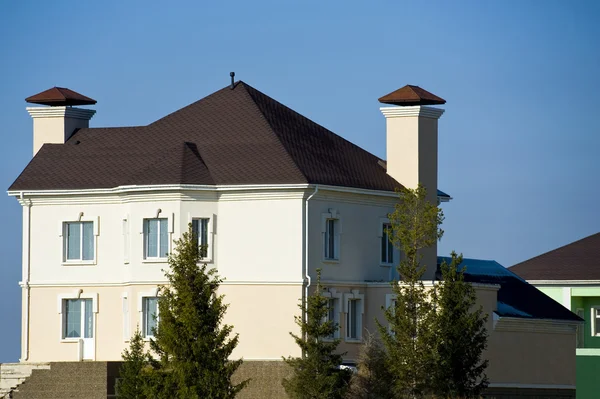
[577,355,600,399]
[538,287,564,304]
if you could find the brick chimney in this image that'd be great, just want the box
[26,87,96,156]
[379,85,445,279]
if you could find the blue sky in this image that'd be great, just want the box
[0,1,598,362]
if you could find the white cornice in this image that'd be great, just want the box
[22,280,304,288]
[26,106,96,120]
[494,316,580,334]
[528,280,600,286]
[380,106,444,120]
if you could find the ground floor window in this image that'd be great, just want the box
[63,299,93,339]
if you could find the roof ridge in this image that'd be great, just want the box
[241,81,397,188]
[510,231,600,269]
[237,81,308,184]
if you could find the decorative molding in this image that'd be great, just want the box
[26,106,96,120]
[380,106,444,120]
[494,316,579,334]
[576,348,600,356]
[24,280,305,288]
[487,383,575,390]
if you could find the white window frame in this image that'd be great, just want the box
[321,209,341,262]
[188,213,215,263]
[343,290,364,342]
[385,293,397,334]
[57,291,98,342]
[122,293,130,342]
[141,212,173,262]
[322,288,342,340]
[591,307,600,337]
[139,289,160,339]
[123,216,130,264]
[60,215,99,265]
[378,218,395,266]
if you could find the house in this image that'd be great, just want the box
[3,79,581,398]
[510,232,600,399]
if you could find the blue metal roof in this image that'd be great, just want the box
[437,256,581,322]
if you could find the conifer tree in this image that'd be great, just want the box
[117,327,148,399]
[432,251,489,398]
[377,184,444,398]
[282,269,352,399]
[145,224,248,398]
[346,331,394,399]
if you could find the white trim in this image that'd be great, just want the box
[385,293,397,333]
[576,348,600,356]
[380,106,445,120]
[591,306,600,336]
[122,294,130,342]
[487,383,575,390]
[26,106,96,120]
[24,280,305,287]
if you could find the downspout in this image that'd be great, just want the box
[20,192,31,362]
[304,186,319,316]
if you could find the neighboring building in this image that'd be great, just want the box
[511,233,600,399]
[4,80,581,398]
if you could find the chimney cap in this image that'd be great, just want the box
[378,85,445,106]
[26,87,97,106]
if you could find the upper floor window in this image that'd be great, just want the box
[323,218,340,261]
[381,222,394,265]
[64,221,94,262]
[142,297,159,338]
[591,307,600,337]
[144,218,168,259]
[192,218,209,259]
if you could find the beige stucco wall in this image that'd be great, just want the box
[26,284,302,362]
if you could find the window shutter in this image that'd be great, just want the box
[94,216,100,236]
[168,213,175,233]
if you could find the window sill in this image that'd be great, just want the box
[322,336,340,342]
[197,258,213,264]
[344,338,362,344]
[62,261,96,266]
[379,262,394,267]
[322,259,340,264]
[142,259,168,264]
[60,338,81,343]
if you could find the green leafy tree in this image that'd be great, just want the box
[346,331,395,399]
[432,252,489,398]
[377,184,444,398]
[117,327,148,399]
[145,224,248,399]
[282,269,352,399]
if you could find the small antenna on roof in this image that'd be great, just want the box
[230,72,235,89]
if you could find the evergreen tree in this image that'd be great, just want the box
[346,331,394,399]
[432,252,489,398]
[145,224,248,398]
[282,269,352,399]
[116,327,148,399]
[377,184,444,398]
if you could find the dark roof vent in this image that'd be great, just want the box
[25,87,97,106]
[378,85,445,106]
[230,72,235,89]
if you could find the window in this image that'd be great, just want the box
[143,218,169,259]
[64,222,94,261]
[143,297,159,338]
[326,298,340,339]
[381,223,394,265]
[347,299,359,339]
[63,299,93,339]
[591,307,600,337]
[344,290,364,342]
[324,218,340,260]
[192,218,209,259]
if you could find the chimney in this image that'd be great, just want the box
[26,87,97,156]
[379,85,445,280]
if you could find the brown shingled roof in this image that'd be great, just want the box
[10,82,402,192]
[378,85,445,106]
[509,232,600,281]
[25,87,97,106]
